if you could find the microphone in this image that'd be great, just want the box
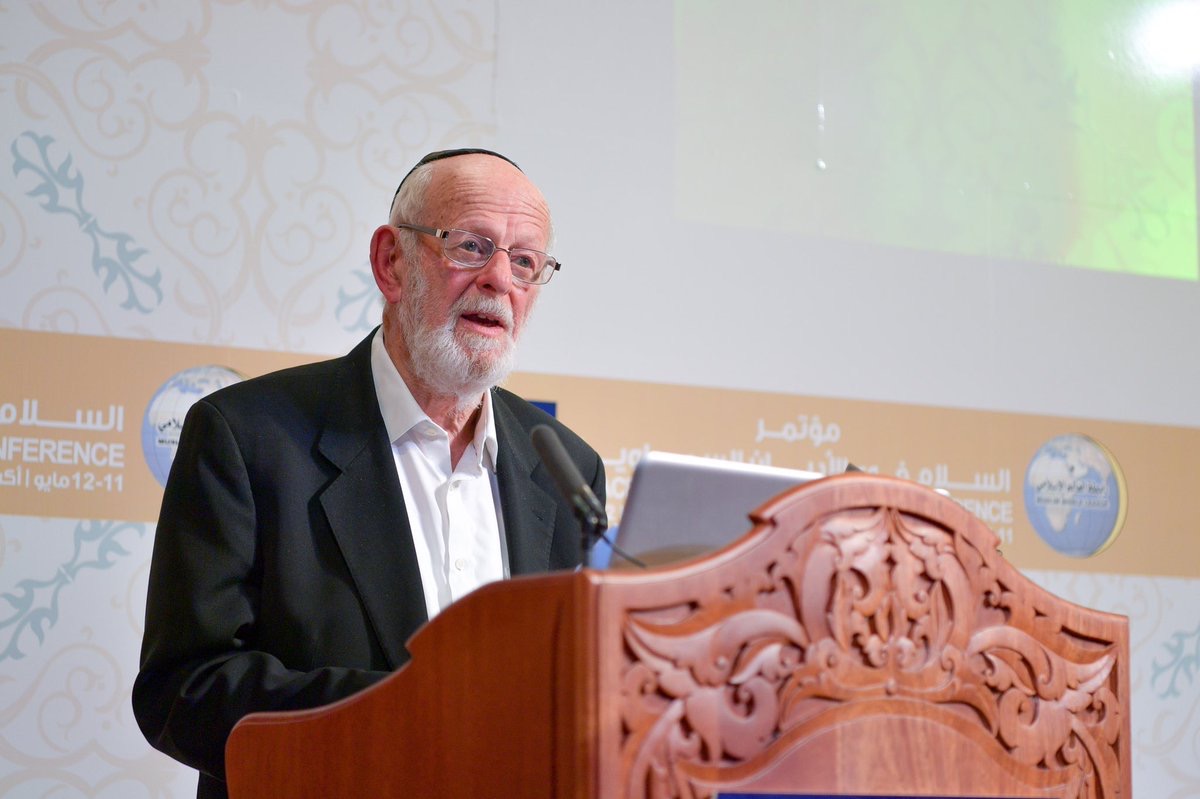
[530,424,608,555]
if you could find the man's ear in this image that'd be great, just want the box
[369,224,405,303]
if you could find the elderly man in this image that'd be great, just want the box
[133,149,604,799]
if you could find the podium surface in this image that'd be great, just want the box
[226,474,1130,798]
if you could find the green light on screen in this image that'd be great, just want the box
[675,0,1198,280]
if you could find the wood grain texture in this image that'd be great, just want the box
[226,474,1130,798]
[601,474,1129,798]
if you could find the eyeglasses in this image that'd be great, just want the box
[394,223,560,285]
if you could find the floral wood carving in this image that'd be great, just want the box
[616,485,1125,799]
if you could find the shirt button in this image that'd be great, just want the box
[454,557,467,571]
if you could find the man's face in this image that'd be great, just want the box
[393,155,549,398]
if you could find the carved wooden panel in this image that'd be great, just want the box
[603,475,1129,798]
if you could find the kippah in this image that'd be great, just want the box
[390,148,523,214]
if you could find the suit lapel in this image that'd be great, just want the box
[492,391,559,575]
[313,342,560,665]
[316,333,427,669]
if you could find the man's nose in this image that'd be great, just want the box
[474,249,514,294]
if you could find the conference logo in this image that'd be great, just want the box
[141,366,244,486]
[1022,434,1127,558]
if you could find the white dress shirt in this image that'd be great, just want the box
[369,329,508,619]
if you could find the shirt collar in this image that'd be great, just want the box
[369,327,499,470]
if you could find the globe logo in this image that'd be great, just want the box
[1023,434,1127,558]
[141,365,244,487]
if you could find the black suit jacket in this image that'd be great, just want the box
[132,331,604,799]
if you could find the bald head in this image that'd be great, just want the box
[390,148,521,216]
[390,149,542,225]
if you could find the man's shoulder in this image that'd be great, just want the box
[200,334,372,417]
[199,357,336,415]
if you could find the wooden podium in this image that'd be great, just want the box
[225,474,1131,797]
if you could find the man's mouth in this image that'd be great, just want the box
[461,311,506,330]
[457,308,513,340]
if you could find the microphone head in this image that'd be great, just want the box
[531,424,607,532]
[530,424,586,497]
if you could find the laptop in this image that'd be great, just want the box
[601,451,824,568]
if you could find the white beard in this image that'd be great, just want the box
[398,268,518,410]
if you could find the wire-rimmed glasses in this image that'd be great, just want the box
[395,223,560,285]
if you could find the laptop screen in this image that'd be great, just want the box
[601,451,824,568]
